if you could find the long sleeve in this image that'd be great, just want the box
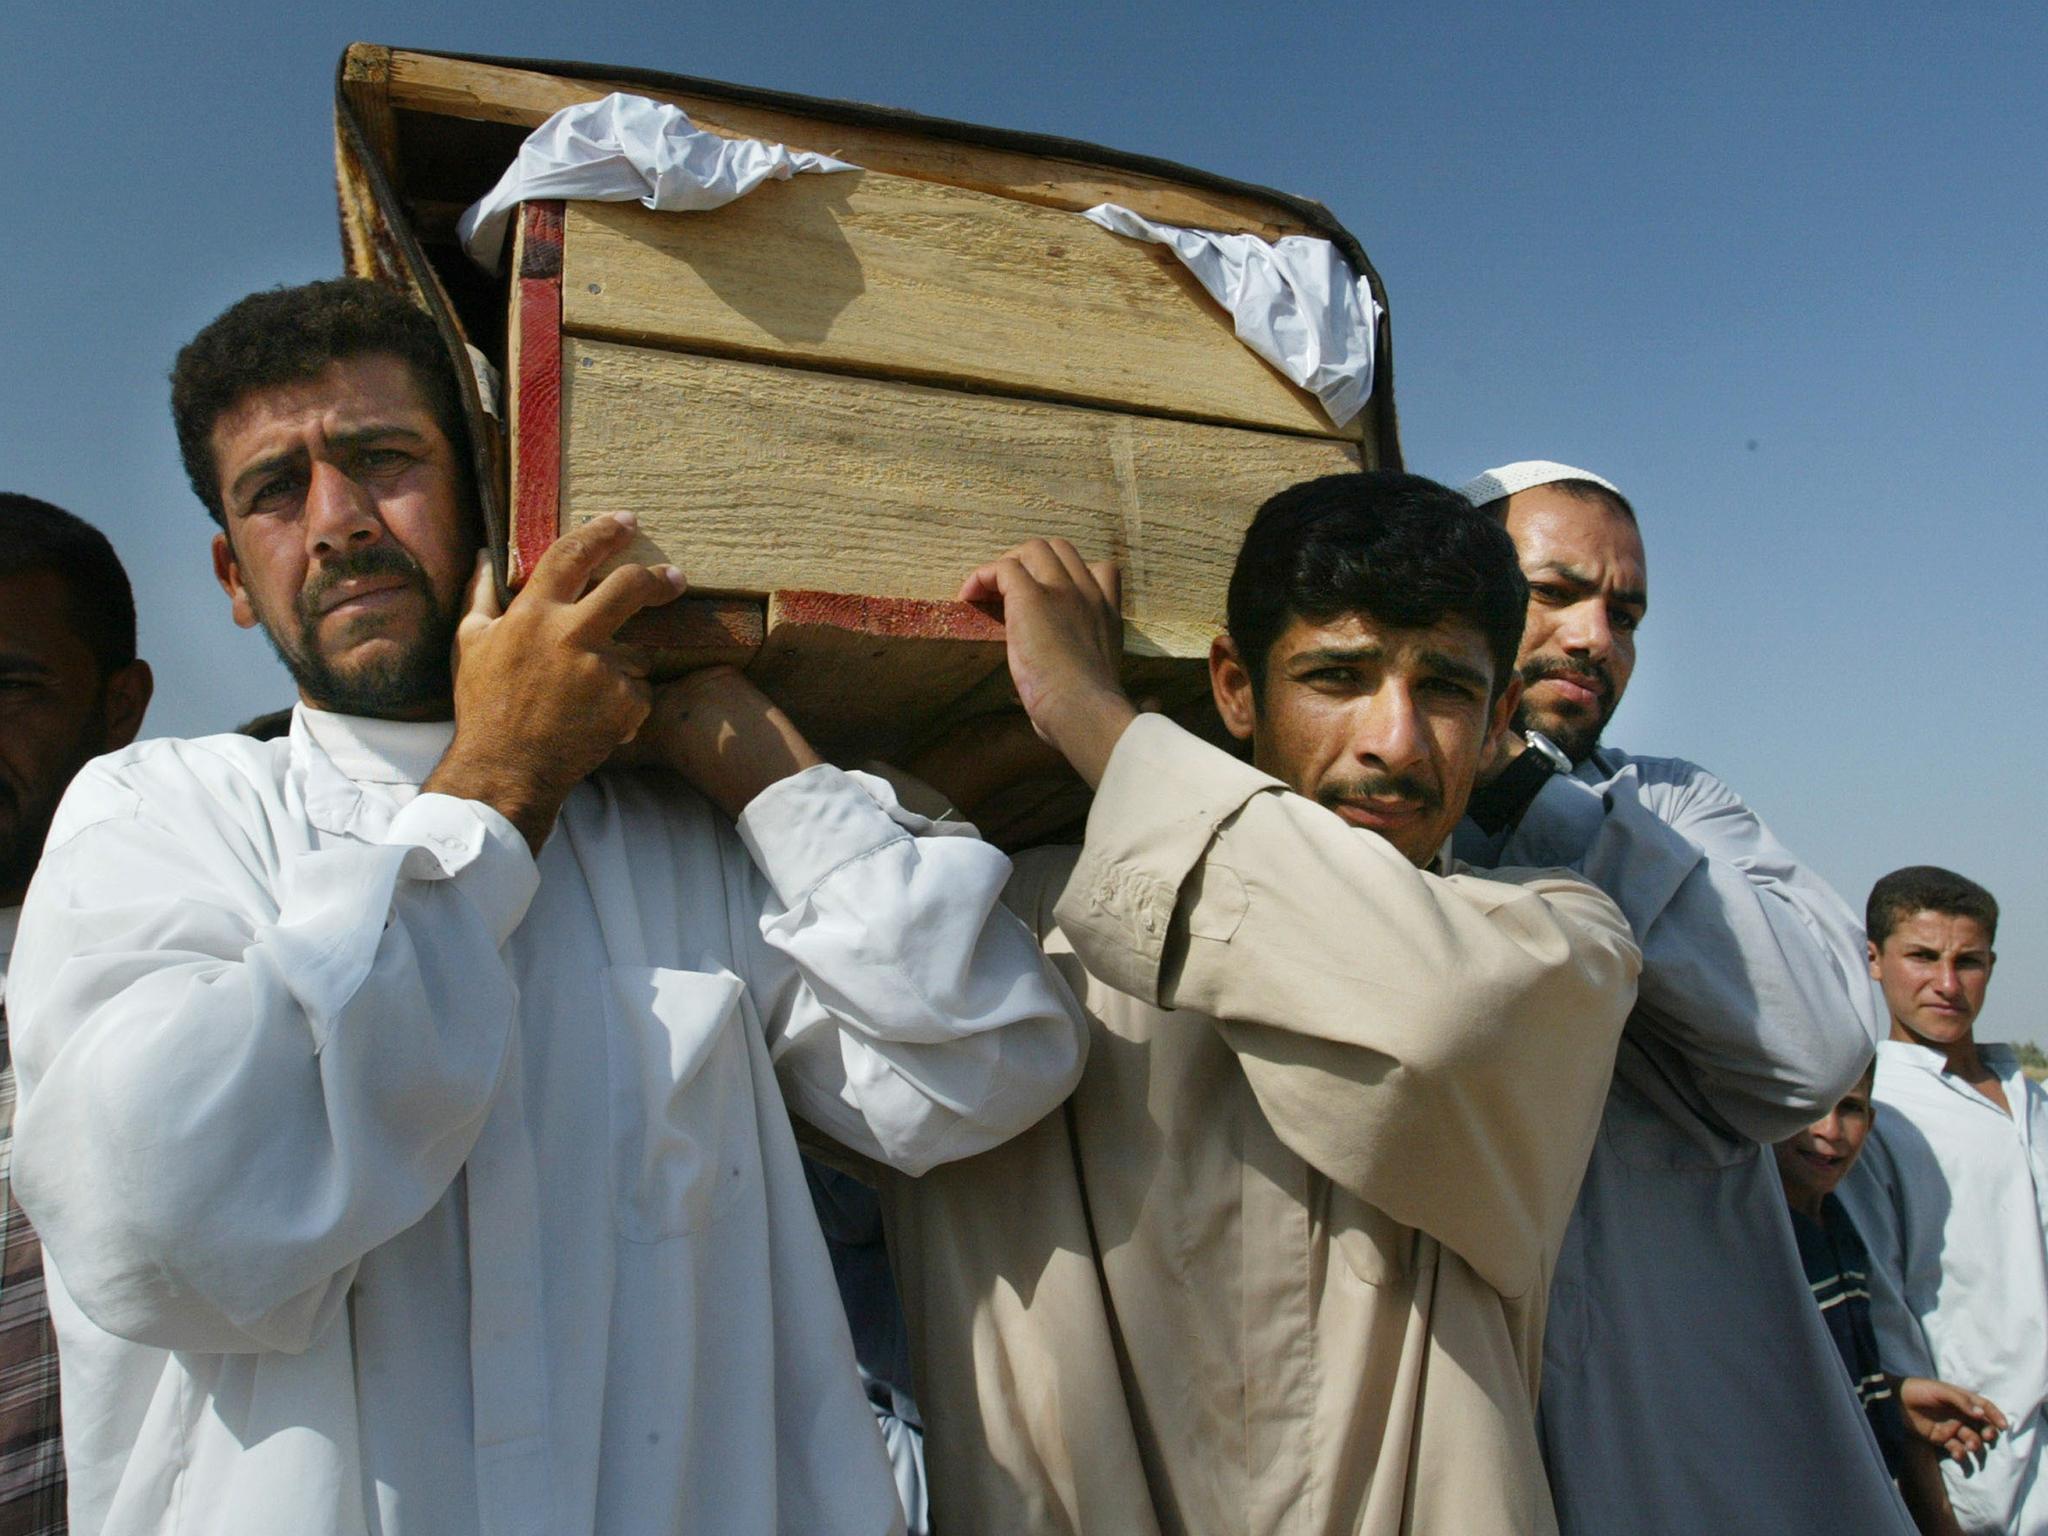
[1052,716,1640,1299]
[1491,755,1880,1144]
[1839,1132,1939,1380]
[8,748,538,1354]
[734,765,1087,1176]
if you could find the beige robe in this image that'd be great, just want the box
[875,717,1641,1535]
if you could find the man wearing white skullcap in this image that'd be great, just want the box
[1451,462,1916,1535]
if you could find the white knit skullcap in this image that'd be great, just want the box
[1455,460,1624,511]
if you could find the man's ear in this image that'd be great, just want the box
[1867,939,1882,980]
[212,530,259,630]
[99,659,154,751]
[1486,674,1524,758]
[1210,634,1256,743]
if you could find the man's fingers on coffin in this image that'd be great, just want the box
[572,562,687,640]
[525,513,641,603]
[1040,537,1102,598]
[594,641,655,681]
[1009,537,1086,592]
[1087,558,1124,613]
[958,551,1044,610]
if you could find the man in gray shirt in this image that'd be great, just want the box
[1452,460,1914,1534]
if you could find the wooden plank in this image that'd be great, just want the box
[747,592,1009,760]
[554,339,1360,658]
[618,594,766,663]
[560,180,1348,440]
[508,202,566,583]
[340,44,401,174]
[380,49,1321,240]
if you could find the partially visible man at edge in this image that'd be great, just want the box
[1775,1058,2009,1535]
[1842,867,2048,1535]
[0,495,153,1534]
[1452,460,1911,1533]
[881,472,1642,1534]
[6,279,1086,1536]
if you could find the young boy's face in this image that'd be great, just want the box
[1774,1071,1876,1207]
[1868,910,1995,1049]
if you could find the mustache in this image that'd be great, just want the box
[1520,653,1613,701]
[1318,771,1440,813]
[297,545,431,621]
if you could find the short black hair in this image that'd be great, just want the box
[1474,476,1638,528]
[170,278,468,526]
[1868,866,1999,947]
[0,493,138,675]
[1226,471,1528,696]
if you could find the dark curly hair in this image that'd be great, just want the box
[1867,866,2000,947]
[0,492,137,676]
[170,278,469,526]
[1226,471,1529,698]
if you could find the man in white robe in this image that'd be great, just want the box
[0,494,154,1534]
[6,279,1086,1536]
[1842,865,2048,1535]
[1452,461,1914,1534]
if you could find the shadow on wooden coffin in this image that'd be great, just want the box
[333,45,1402,842]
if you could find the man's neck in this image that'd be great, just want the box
[301,693,455,725]
[1892,1019,2011,1112]
[1783,1184,1825,1223]
[1891,1018,1984,1075]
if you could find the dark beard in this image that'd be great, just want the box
[1513,655,1616,766]
[262,546,457,719]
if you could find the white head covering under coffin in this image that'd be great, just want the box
[1455,460,1624,511]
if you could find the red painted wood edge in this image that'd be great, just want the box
[769,590,1007,642]
[511,201,566,584]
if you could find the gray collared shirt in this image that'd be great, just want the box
[1456,744,1913,1536]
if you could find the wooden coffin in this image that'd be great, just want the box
[333,45,1402,836]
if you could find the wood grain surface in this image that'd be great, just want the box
[559,181,1347,438]
[557,337,1361,658]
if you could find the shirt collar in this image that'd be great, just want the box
[1878,1038,1947,1073]
[1878,1036,2023,1100]
[291,704,457,839]
[296,703,456,786]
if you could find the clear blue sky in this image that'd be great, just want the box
[5,2,2044,1038]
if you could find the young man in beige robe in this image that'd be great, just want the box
[878,472,1642,1535]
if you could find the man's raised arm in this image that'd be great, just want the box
[9,515,681,1353]
[1059,715,1637,1297]
[959,530,1640,1296]
[1494,758,1881,1142]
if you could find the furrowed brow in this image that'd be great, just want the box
[1416,650,1492,692]
[1531,561,1647,610]
[327,424,429,452]
[1289,644,1384,669]
[228,446,308,503]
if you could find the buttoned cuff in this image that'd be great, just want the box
[736,763,913,908]
[384,793,540,946]
[1052,715,1280,1003]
